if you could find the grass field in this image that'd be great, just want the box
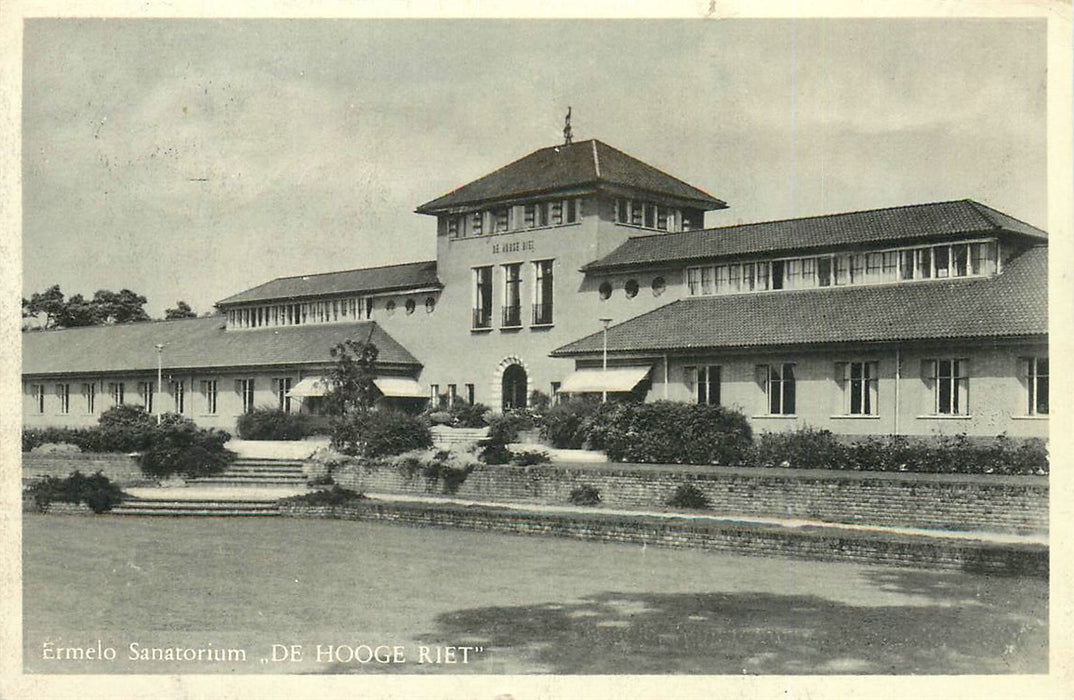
[22,514,1048,675]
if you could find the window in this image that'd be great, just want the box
[386,300,396,315]
[760,363,796,415]
[201,380,218,414]
[473,267,493,329]
[502,263,522,327]
[447,216,459,238]
[616,198,629,224]
[109,382,125,407]
[651,277,666,296]
[465,383,475,405]
[839,361,878,415]
[238,379,255,414]
[685,366,720,405]
[1024,357,1048,415]
[82,383,96,414]
[924,359,968,415]
[817,257,832,287]
[523,203,548,228]
[471,211,483,236]
[405,298,416,315]
[624,279,639,298]
[686,269,700,295]
[970,241,998,276]
[425,297,436,313]
[138,381,154,413]
[31,384,45,414]
[533,260,554,325]
[171,380,186,414]
[275,377,292,413]
[492,207,510,233]
[56,383,71,414]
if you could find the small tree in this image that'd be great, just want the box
[164,301,197,319]
[323,339,379,416]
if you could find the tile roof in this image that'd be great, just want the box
[553,245,1047,356]
[216,260,440,306]
[416,139,726,213]
[23,317,421,376]
[583,199,1048,272]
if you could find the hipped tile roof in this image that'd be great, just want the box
[216,260,440,306]
[416,139,726,213]
[553,245,1047,356]
[23,317,420,377]
[583,199,1047,272]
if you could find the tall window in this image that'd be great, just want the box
[275,377,292,413]
[533,260,554,325]
[473,266,492,329]
[31,384,45,414]
[685,366,720,405]
[238,379,255,414]
[924,359,969,415]
[471,211,483,236]
[109,382,125,407]
[56,384,71,414]
[201,380,218,414]
[171,380,185,414]
[840,361,879,415]
[1024,357,1049,416]
[760,363,796,415]
[138,381,154,413]
[502,263,521,327]
[82,383,96,414]
[492,207,510,233]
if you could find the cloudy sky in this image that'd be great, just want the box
[22,18,1046,317]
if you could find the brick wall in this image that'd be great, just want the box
[22,452,147,486]
[329,460,1048,535]
[278,500,1047,577]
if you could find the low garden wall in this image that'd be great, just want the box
[278,500,1047,576]
[327,460,1048,535]
[21,452,147,486]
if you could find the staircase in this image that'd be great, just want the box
[184,458,308,487]
[111,497,281,517]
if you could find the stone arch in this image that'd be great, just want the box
[492,355,530,412]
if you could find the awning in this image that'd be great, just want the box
[287,376,331,397]
[558,366,652,393]
[373,377,427,399]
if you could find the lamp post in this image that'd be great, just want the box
[154,343,164,425]
[599,317,612,403]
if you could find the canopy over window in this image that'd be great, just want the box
[287,376,331,397]
[373,377,426,399]
[558,366,652,394]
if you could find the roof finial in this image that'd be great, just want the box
[563,106,573,145]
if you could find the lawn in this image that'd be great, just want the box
[22,514,1048,675]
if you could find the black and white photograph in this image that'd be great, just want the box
[3,2,1071,698]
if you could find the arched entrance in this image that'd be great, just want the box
[501,364,528,411]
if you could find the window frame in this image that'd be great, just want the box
[759,363,796,416]
[837,361,879,416]
[1024,357,1049,416]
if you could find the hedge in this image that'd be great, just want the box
[236,407,325,440]
[26,470,126,513]
[331,410,433,458]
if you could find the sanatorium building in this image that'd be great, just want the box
[23,138,1049,439]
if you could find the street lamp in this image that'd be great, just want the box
[154,343,164,425]
[599,317,612,403]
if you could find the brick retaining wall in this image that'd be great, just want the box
[278,500,1047,576]
[328,460,1048,535]
[22,452,147,486]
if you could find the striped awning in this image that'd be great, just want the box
[373,377,426,399]
[287,376,331,397]
[558,366,652,393]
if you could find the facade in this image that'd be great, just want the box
[22,139,1048,439]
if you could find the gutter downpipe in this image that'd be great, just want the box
[664,354,669,399]
[894,346,901,436]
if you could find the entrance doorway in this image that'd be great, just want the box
[501,364,528,411]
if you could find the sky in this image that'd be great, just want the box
[22,18,1047,318]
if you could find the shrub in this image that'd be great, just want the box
[138,416,234,479]
[510,449,550,466]
[479,442,513,465]
[528,389,552,413]
[236,407,316,440]
[280,486,366,507]
[540,400,601,449]
[387,447,481,494]
[667,483,710,510]
[486,411,536,445]
[26,470,126,513]
[450,402,491,428]
[331,410,433,458]
[98,404,156,429]
[588,402,753,465]
[751,427,845,469]
[568,485,601,506]
[426,411,454,426]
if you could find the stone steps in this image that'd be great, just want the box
[185,458,307,487]
[112,498,280,517]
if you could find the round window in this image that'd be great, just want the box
[385,300,397,314]
[405,298,416,315]
[599,281,612,300]
[651,276,666,296]
[625,279,639,298]
[425,296,436,313]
